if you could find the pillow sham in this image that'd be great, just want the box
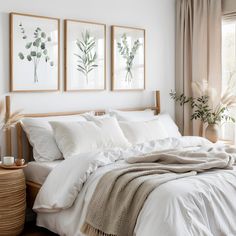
[50,117,130,159]
[21,115,88,162]
[119,119,169,144]
[155,113,181,138]
[108,110,181,138]
[108,109,155,121]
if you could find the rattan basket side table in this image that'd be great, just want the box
[0,168,26,235]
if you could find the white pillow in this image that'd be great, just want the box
[21,115,88,162]
[108,109,155,121]
[119,119,169,144]
[155,113,181,138]
[50,117,130,159]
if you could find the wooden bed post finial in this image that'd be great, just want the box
[5,95,12,156]
[155,90,160,114]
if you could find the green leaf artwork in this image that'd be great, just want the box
[117,33,141,82]
[74,30,98,84]
[18,22,54,83]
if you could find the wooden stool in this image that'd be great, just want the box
[0,168,26,235]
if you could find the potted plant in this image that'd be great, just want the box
[170,80,236,142]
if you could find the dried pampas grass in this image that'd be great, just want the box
[192,80,217,107]
[3,111,24,130]
[221,93,236,108]
[0,99,23,131]
[192,78,236,112]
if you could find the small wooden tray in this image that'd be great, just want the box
[0,164,27,169]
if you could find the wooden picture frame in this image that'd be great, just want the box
[10,12,60,92]
[64,19,106,91]
[111,25,145,91]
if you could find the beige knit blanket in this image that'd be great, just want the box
[81,148,234,236]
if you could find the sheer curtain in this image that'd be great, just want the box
[221,14,236,142]
[175,0,222,136]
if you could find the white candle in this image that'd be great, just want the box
[3,156,15,166]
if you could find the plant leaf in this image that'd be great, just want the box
[41,42,46,50]
[45,56,50,62]
[18,52,24,60]
[43,49,48,55]
[25,42,32,49]
[33,38,41,47]
[27,55,32,61]
[30,51,36,57]
[41,32,46,38]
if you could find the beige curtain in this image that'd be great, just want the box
[175,0,222,135]
[222,0,236,15]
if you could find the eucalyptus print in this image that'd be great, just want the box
[18,23,54,83]
[117,34,141,82]
[74,30,98,84]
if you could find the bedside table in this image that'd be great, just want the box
[0,168,26,235]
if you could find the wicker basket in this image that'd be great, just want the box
[0,169,26,236]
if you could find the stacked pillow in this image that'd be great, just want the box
[118,119,168,145]
[85,110,182,145]
[21,110,182,162]
[107,109,181,139]
[155,113,182,138]
[21,115,88,162]
[108,109,155,122]
[50,117,130,159]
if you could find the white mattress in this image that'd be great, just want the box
[24,160,62,185]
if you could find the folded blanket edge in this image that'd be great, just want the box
[81,222,116,236]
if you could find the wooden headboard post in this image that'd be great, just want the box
[5,95,12,156]
[16,123,23,160]
[155,90,160,114]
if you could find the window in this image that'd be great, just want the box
[222,19,236,142]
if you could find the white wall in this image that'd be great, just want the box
[0,0,176,154]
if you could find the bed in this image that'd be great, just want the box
[5,91,236,236]
[6,91,161,207]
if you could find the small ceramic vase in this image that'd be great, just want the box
[205,124,219,143]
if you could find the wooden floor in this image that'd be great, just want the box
[21,222,58,236]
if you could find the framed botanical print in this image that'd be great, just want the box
[65,19,106,91]
[111,26,145,91]
[10,13,60,92]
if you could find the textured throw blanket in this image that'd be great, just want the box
[81,147,235,236]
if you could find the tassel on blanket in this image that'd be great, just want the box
[81,223,117,236]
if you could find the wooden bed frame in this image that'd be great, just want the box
[5,91,161,208]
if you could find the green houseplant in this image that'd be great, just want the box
[170,80,236,142]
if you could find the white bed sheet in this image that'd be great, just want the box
[24,160,63,185]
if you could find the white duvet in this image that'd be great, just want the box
[34,137,236,236]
